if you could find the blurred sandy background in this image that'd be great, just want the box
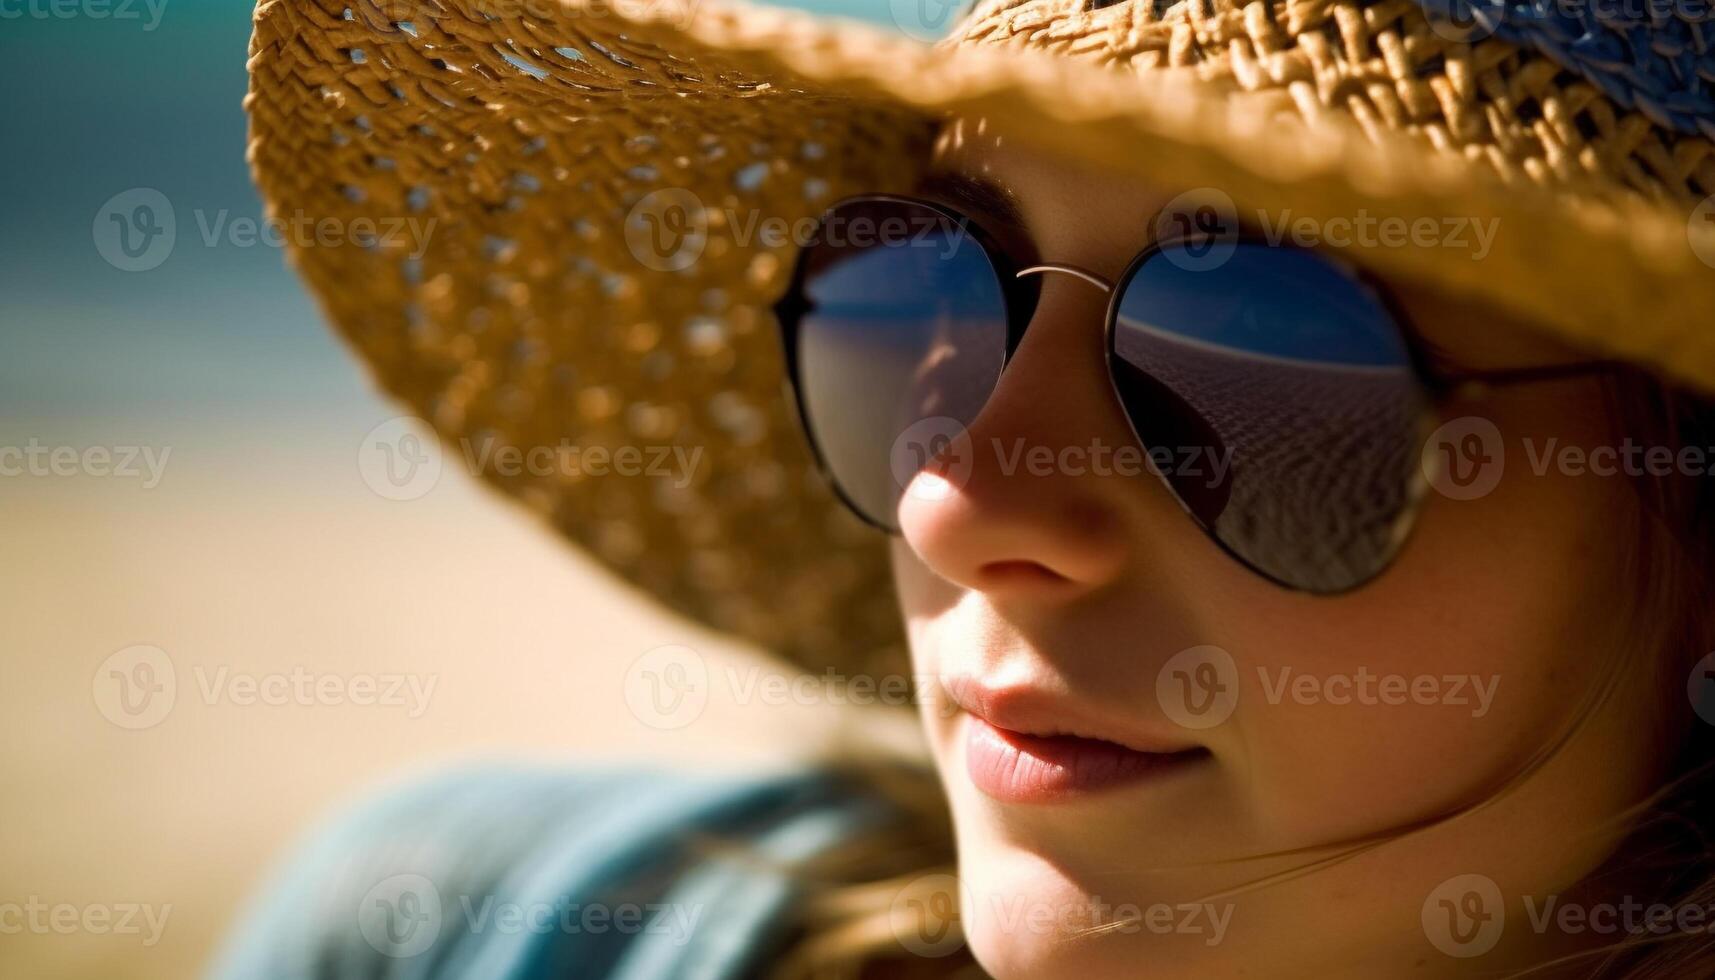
[1,1,923,977]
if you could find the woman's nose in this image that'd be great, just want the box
[895,276,1149,600]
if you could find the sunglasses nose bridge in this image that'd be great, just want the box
[1015,264,1114,294]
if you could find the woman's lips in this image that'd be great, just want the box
[941,675,1212,802]
[963,716,1209,803]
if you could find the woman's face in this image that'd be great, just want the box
[891,127,1671,977]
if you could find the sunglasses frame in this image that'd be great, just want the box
[773,193,1616,593]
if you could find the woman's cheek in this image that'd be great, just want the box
[1233,476,1637,855]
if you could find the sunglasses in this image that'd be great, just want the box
[774,194,1609,593]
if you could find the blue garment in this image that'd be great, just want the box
[210,766,888,980]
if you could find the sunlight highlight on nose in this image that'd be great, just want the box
[906,467,960,504]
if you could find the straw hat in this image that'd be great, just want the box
[246,0,1715,679]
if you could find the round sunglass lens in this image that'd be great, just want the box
[791,199,1009,529]
[1109,242,1428,591]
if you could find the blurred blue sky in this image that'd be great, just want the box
[0,0,908,431]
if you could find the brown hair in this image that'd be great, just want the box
[1565,371,1715,979]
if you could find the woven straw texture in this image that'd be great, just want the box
[246,0,1715,678]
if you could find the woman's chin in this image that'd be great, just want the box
[954,850,1244,980]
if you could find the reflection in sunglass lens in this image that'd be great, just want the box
[792,200,1009,529]
[1110,243,1428,591]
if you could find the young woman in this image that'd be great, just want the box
[222,0,1715,975]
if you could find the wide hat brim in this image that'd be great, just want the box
[246,0,1715,678]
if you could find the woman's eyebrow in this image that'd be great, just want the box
[915,171,1024,230]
